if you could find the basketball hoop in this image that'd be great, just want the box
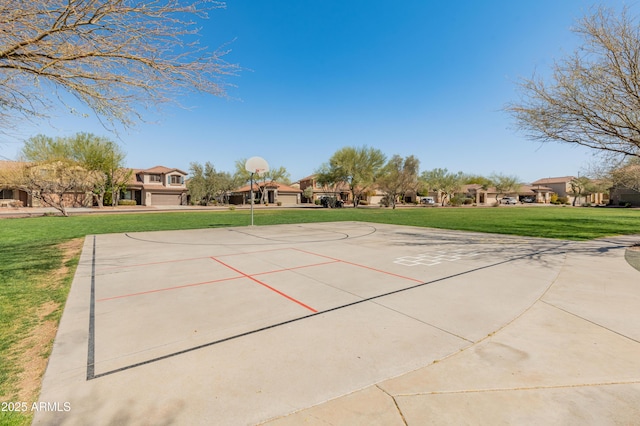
[245,157,269,176]
[244,157,269,226]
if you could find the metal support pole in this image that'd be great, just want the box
[250,172,254,226]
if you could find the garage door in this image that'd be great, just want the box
[150,193,182,206]
[277,194,298,205]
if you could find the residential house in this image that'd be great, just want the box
[1,161,188,208]
[229,181,301,205]
[298,175,351,204]
[518,184,554,203]
[456,184,554,205]
[608,163,640,206]
[122,166,188,206]
[0,161,30,206]
[610,186,640,206]
[531,176,607,205]
[0,160,93,208]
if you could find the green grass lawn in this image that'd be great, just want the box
[1,205,639,425]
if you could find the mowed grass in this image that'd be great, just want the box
[1,205,639,424]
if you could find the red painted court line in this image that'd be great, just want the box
[96,276,244,302]
[96,248,292,272]
[293,248,423,283]
[96,256,214,272]
[210,256,318,313]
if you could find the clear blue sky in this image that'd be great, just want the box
[1,0,635,183]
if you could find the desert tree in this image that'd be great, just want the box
[20,133,129,208]
[68,133,130,207]
[302,185,314,203]
[489,173,521,204]
[319,146,386,207]
[376,154,420,209]
[0,0,238,131]
[507,6,640,161]
[420,168,464,206]
[568,176,594,206]
[188,161,235,205]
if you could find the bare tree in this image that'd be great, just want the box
[611,157,640,192]
[1,160,93,216]
[0,0,238,130]
[507,6,640,160]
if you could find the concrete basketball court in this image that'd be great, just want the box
[35,221,640,425]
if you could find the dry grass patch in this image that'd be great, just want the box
[1,238,83,425]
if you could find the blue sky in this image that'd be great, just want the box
[0,0,635,182]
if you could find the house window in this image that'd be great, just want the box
[315,182,321,188]
[149,174,161,183]
[0,189,12,199]
[170,175,183,184]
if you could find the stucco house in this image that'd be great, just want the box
[531,176,607,205]
[298,175,351,204]
[229,180,301,205]
[531,176,575,198]
[0,161,30,206]
[121,166,188,206]
[0,161,188,208]
[610,186,640,206]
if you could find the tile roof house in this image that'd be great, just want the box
[122,166,188,206]
[531,176,608,205]
[297,174,353,204]
[229,181,301,205]
[1,162,188,208]
[530,176,576,198]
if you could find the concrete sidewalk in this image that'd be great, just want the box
[264,235,640,425]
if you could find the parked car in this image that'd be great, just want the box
[521,196,535,203]
[319,196,343,208]
[420,197,435,205]
[501,197,518,205]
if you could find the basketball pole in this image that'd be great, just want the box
[250,171,255,226]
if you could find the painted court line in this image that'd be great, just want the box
[210,256,318,313]
[96,276,245,302]
[293,248,424,283]
[86,234,567,381]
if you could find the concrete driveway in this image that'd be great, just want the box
[34,222,640,425]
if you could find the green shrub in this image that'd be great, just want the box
[276,201,282,206]
[450,194,470,206]
[228,205,236,211]
[359,200,369,205]
[118,200,137,206]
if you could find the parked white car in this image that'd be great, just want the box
[420,197,435,205]
[501,197,518,205]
